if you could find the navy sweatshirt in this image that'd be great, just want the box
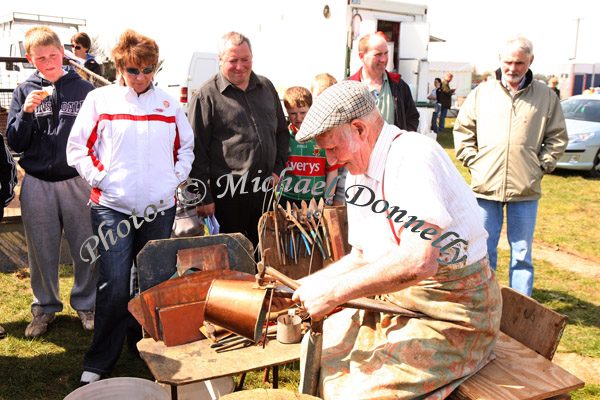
[6,68,94,182]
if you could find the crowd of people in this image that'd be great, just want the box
[0,25,567,398]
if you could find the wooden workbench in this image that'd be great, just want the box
[138,336,301,398]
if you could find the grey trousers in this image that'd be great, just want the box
[21,174,98,313]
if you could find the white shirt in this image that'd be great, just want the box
[346,123,487,267]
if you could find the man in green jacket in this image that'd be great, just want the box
[453,36,567,296]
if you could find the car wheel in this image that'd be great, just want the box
[588,148,600,178]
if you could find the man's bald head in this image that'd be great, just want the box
[358,32,387,54]
[358,33,389,78]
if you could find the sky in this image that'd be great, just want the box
[7,0,600,76]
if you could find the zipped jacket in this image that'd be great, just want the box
[0,135,17,208]
[67,83,194,215]
[454,69,568,202]
[6,68,94,181]
[348,69,420,132]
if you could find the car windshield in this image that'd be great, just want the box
[561,98,600,122]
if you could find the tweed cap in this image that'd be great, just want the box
[296,80,376,143]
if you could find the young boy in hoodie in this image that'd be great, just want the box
[6,26,98,338]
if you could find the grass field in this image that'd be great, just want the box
[1,125,599,399]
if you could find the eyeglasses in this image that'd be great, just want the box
[125,65,156,76]
[72,45,82,50]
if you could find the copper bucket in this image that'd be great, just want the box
[203,280,268,342]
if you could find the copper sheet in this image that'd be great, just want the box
[128,270,254,341]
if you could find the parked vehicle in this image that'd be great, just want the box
[153,0,434,115]
[0,12,86,90]
[153,52,218,115]
[556,94,600,177]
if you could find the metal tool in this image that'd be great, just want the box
[272,196,283,265]
[278,203,313,245]
[315,198,333,258]
[264,266,428,319]
[305,199,327,259]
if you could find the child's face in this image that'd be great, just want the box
[26,45,64,83]
[286,105,310,129]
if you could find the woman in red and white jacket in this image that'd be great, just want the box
[67,29,194,385]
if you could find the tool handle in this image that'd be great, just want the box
[266,266,300,290]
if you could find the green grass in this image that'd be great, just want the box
[1,124,598,399]
[438,124,600,263]
[0,265,298,399]
[495,250,600,358]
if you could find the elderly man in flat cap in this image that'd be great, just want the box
[291,81,501,399]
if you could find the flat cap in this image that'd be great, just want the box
[296,80,376,143]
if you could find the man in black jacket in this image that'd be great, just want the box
[348,32,420,132]
[188,32,289,249]
[6,26,98,338]
[437,73,455,132]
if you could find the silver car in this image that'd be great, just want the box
[557,94,600,177]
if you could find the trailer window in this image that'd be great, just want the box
[19,42,35,69]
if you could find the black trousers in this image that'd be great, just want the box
[212,184,270,254]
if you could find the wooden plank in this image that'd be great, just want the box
[220,389,320,399]
[158,301,205,347]
[322,206,350,262]
[137,335,301,386]
[500,286,568,360]
[176,244,230,275]
[453,332,584,400]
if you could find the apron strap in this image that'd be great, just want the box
[382,133,403,245]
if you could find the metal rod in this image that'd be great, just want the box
[264,266,427,318]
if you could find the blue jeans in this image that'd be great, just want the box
[477,199,538,296]
[431,103,440,134]
[438,107,448,132]
[83,204,175,375]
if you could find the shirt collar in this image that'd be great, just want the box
[501,74,526,93]
[365,122,397,182]
[217,70,260,93]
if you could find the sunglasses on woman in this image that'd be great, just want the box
[72,45,82,50]
[125,65,156,76]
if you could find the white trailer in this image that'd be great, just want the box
[155,0,432,114]
[0,12,86,91]
[428,61,472,107]
[558,63,600,99]
[249,0,431,102]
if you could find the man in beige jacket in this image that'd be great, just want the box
[454,36,567,296]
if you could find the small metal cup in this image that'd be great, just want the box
[276,314,302,344]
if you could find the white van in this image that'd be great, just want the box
[0,12,85,89]
[153,52,219,114]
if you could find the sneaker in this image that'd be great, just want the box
[77,311,94,331]
[0,324,6,338]
[80,371,101,386]
[24,305,56,338]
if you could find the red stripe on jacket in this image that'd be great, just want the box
[90,188,102,204]
[99,114,176,123]
[86,120,104,172]
[173,124,180,164]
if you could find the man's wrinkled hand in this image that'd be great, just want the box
[291,277,339,320]
[196,203,215,218]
